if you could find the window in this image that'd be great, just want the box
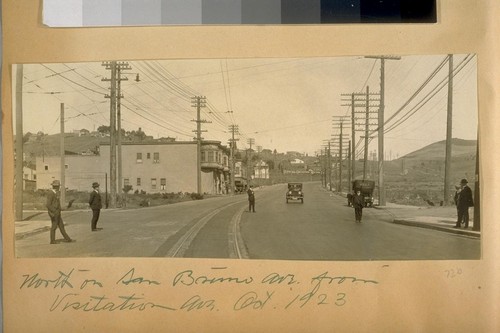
[160,178,166,190]
[151,178,157,190]
[124,178,130,186]
[136,153,143,163]
[137,178,141,186]
[208,151,215,162]
[147,153,151,159]
[65,164,69,169]
[45,165,49,171]
[153,152,160,164]
[201,151,206,162]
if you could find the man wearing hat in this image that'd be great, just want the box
[455,178,474,229]
[46,180,74,244]
[89,182,103,231]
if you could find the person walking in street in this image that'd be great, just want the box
[455,178,474,228]
[89,182,103,231]
[46,180,75,244]
[352,190,364,223]
[247,185,256,212]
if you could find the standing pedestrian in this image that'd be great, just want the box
[352,190,364,223]
[455,178,474,228]
[89,182,103,231]
[453,184,461,226]
[46,180,75,244]
[247,185,256,212]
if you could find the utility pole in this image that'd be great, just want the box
[341,88,380,182]
[115,62,132,201]
[15,64,24,221]
[247,138,255,186]
[228,124,239,194]
[365,55,401,206]
[444,54,453,205]
[322,141,332,191]
[351,93,356,180]
[60,103,66,206]
[332,116,349,193]
[321,147,328,188]
[102,61,118,208]
[191,96,208,195]
[347,141,352,191]
[363,86,370,180]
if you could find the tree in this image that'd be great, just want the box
[97,125,111,136]
[22,132,33,144]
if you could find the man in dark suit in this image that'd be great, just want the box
[89,182,103,231]
[46,180,74,244]
[455,178,474,229]
[247,185,256,212]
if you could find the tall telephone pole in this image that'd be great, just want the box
[247,138,255,185]
[363,86,370,180]
[444,54,454,205]
[322,140,333,191]
[342,88,379,182]
[365,55,401,206]
[228,124,239,194]
[191,96,208,194]
[60,103,66,206]
[115,62,132,201]
[102,61,118,208]
[333,116,349,193]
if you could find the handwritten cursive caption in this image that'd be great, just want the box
[19,267,378,313]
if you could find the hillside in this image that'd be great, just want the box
[401,138,476,160]
[381,139,477,206]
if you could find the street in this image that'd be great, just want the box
[16,182,480,260]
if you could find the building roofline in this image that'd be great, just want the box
[99,140,225,147]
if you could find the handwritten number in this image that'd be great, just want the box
[335,293,346,306]
[317,294,328,305]
[285,294,299,310]
[445,268,463,278]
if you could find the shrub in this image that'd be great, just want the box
[190,193,204,200]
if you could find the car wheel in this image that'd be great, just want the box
[286,199,288,203]
[301,199,304,204]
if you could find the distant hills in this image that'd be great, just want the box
[401,138,477,160]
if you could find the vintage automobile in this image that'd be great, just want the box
[286,182,304,203]
[347,179,375,207]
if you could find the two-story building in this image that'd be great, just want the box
[36,140,230,195]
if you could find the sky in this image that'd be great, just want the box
[13,54,478,159]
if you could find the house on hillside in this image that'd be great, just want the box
[253,160,269,179]
[73,129,90,137]
[36,141,230,195]
[290,158,305,165]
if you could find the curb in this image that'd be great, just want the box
[392,219,480,238]
[15,226,51,240]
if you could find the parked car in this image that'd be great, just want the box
[286,183,304,203]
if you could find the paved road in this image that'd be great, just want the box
[240,182,480,260]
[15,182,480,260]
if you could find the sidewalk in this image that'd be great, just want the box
[374,203,480,238]
[15,210,85,240]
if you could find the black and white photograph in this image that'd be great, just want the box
[13,54,480,260]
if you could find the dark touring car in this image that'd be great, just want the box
[286,182,304,203]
